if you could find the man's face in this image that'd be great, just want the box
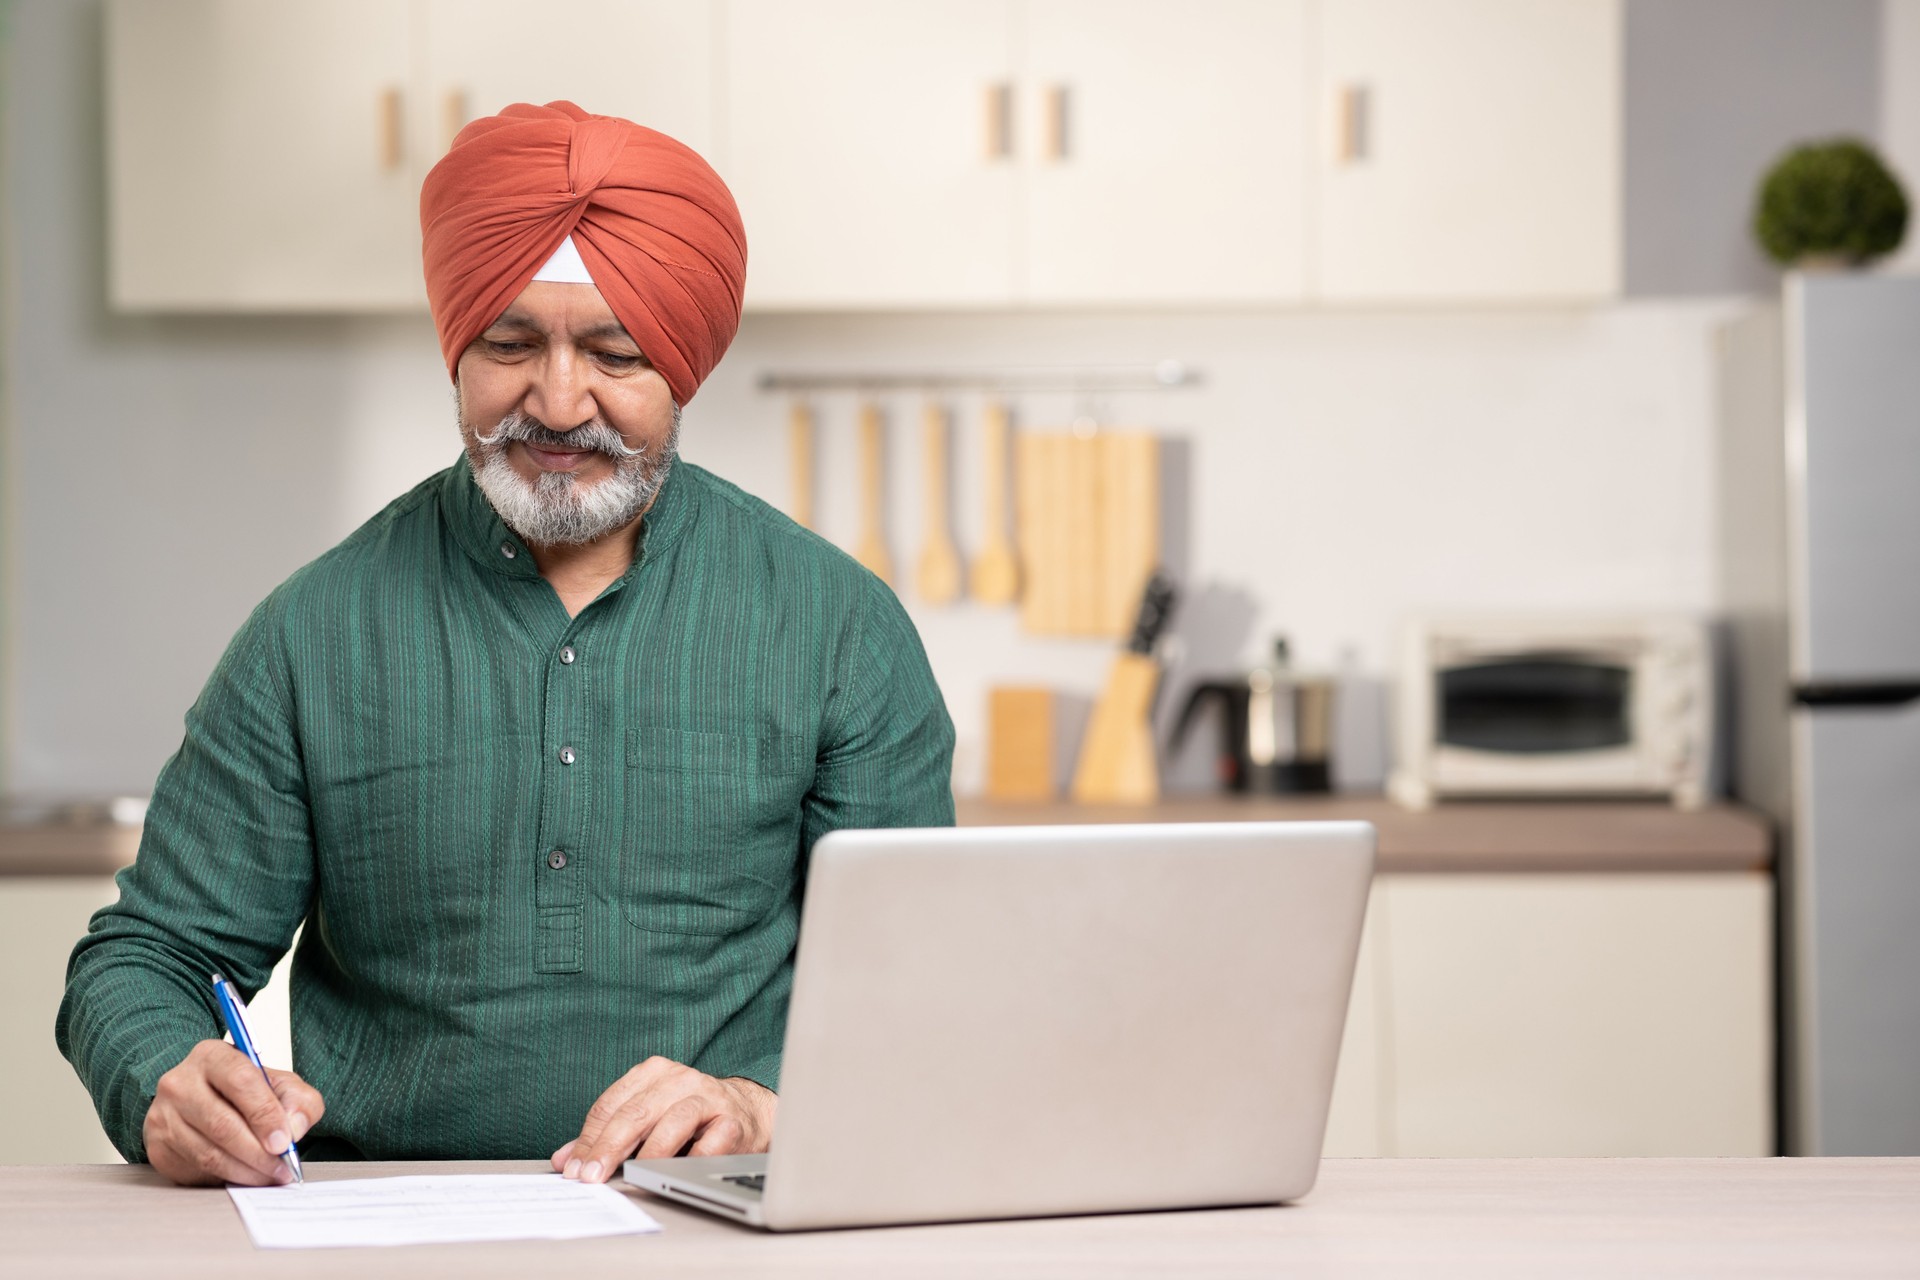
[456,280,680,547]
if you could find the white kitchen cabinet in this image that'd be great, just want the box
[722,0,1020,309]
[107,0,715,311]
[421,1,714,160]
[1313,0,1622,303]
[1020,0,1309,304]
[725,0,1308,308]
[1343,873,1773,1157]
[105,0,1873,311]
[107,0,422,310]
[0,879,125,1163]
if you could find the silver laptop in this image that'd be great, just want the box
[623,821,1374,1230]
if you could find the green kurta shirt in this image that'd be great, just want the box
[56,457,956,1162]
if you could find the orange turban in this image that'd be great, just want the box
[420,101,747,406]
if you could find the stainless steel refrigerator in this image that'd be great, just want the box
[1719,273,1920,1156]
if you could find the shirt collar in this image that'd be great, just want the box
[441,452,694,579]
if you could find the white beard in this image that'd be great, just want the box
[464,404,680,547]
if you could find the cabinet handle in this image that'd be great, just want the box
[984,82,1014,160]
[1337,84,1370,164]
[442,88,469,155]
[378,86,405,171]
[1044,84,1071,162]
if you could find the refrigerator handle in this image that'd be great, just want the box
[1792,681,1920,709]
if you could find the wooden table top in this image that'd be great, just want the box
[4,1159,1912,1279]
[958,795,1774,874]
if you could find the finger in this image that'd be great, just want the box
[174,1110,292,1187]
[551,1140,577,1173]
[203,1045,295,1157]
[634,1096,712,1163]
[571,1057,678,1159]
[570,1089,670,1182]
[687,1115,744,1158]
[265,1068,326,1141]
[171,1075,291,1184]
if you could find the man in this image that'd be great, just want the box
[57,102,955,1188]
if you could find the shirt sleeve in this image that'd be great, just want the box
[55,598,316,1161]
[724,575,957,1092]
[803,574,957,850]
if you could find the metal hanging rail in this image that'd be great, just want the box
[755,360,1200,395]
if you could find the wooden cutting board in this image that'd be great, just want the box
[1016,430,1159,638]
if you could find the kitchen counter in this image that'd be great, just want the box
[0,821,140,877]
[955,796,1772,874]
[2,798,1773,878]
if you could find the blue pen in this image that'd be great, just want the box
[210,973,303,1184]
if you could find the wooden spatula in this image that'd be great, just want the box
[788,399,815,529]
[969,399,1020,606]
[915,400,963,604]
[855,401,894,586]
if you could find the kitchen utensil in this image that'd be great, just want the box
[1015,430,1160,639]
[854,401,893,585]
[1015,431,1062,632]
[985,686,1057,801]
[788,399,815,529]
[1168,638,1334,794]
[969,400,1020,606]
[1070,572,1178,804]
[1098,432,1160,635]
[914,401,963,604]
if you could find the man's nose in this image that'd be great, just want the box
[523,350,597,430]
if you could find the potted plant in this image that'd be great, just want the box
[1753,139,1909,270]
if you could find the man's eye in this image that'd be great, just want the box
[595,351,646,370]
[484,339,532,356]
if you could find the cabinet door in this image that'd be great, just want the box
[107,0,421,310]
[422,1,714,163]
[1314,0,1621,302]
[1382,874,1772,1156]
[0,880,125,1162]
[723,0,1019,308]
[1320,883,1387,1156]
[1021,0,1309,303]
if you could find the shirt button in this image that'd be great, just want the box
[547,850,569,870]
[499,541,517,560]
[560,646,577,665]
[558,746,577,765]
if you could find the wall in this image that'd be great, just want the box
[1884,0,1920,275]
[0,0,1835,801]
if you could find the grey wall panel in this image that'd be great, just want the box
[1625,0,1880,297]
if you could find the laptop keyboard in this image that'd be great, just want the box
[721,1173,767,1192]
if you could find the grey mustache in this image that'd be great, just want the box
[474,411,644,459]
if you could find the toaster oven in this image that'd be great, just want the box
[1387,615,1714,810]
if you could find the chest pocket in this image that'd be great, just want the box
[623,726,810,936]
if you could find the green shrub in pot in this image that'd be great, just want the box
[1753,139,1909,267]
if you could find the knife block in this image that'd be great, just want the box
[1070,653,1161,805]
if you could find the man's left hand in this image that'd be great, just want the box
[552,1057,777,1183]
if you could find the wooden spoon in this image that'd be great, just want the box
[969,399,1020,606]
[915,400,963,604]
[854,401,894,586]
[787,398,814,529]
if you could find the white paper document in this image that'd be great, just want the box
[227,1173,663,1249]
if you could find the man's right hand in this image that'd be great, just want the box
[144,1039,325,1186]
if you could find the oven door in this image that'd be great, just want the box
[1426,650,1656,793]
